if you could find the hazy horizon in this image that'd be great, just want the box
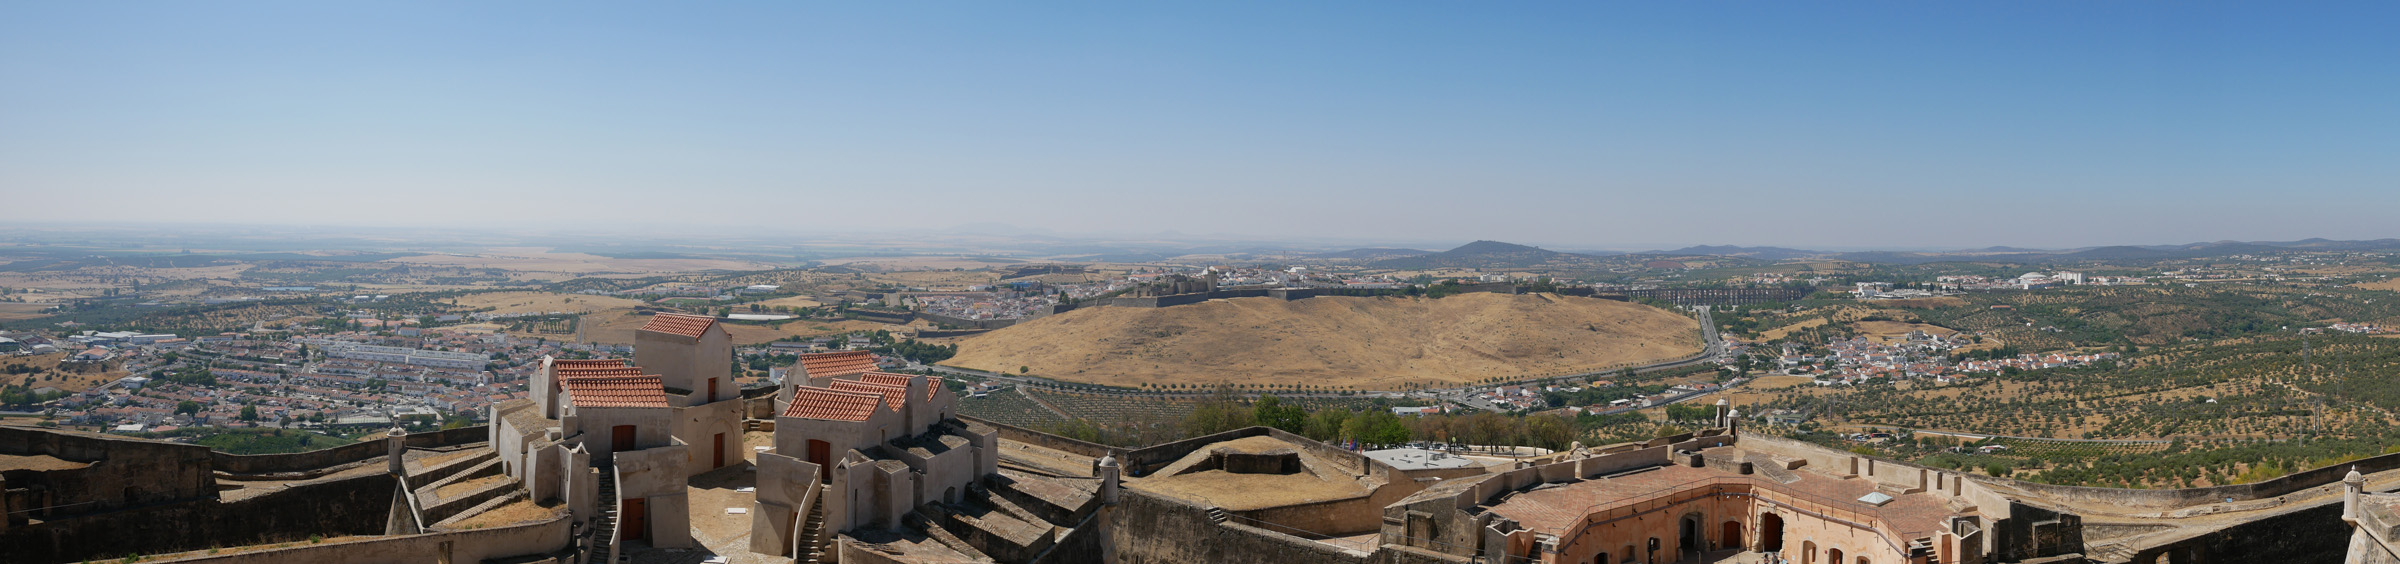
[6,2,2397,248]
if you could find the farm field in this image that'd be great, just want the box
[448,291,646,315]
[948,293,1702,391]
[385,247,777,274]
[2,353,125,394]
[574,311,896,346]
[0,303,54,321]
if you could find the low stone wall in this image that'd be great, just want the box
[146,512,573,564]
[963,415,1123,463]
[1121,426,1386,480]
[1112,489,1374,564]
[0,425,216,517]
[0,472,398,564]
[211,426,489,475]
[918,312,1017,330]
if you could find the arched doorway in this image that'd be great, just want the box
[1760,513,1785,552]
[1828,548,1844,564]
[1722,521,1742,552]
[1801,541,1817,564]
[1679,514,1702,556]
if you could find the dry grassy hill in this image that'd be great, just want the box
[947,292,1701,390]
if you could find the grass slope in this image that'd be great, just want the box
[948,293,1701,390]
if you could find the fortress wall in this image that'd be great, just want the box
[2123,500,2351,563]
[1577,445,1670,479]
[1265,428,1376,477]
[1966,449,2400,510]
[1111,489,1374,564]
[0,426,217,515]
[964,415,1123,463]
[209,426,487,475]
[1123,427,1268,476]
[146,512,573,564]
[0,472,397,564]
[918,312,1017,330]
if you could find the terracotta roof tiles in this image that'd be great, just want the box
[830,379,908,411]
[783,386,886,422]
[797,350,877,379]
[639,313,717,339]
[563,375,669,409]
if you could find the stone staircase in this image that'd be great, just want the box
[592,472,622,564]
[798,492,829,564]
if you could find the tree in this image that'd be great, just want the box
[175,401,201,415]
[1182,386,1253,436]
[239,405,259,422]
[1252,396,1306,433]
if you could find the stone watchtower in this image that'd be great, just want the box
[387,426,408,476]
[1097,455,1121,564]
[2345,467,2366,523]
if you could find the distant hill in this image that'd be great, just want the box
[1644,245,1822,261]
[1823,238,2400,265]
[945,293,1702,390]
[1311,248,1435,260]
[1369,240,1603,270]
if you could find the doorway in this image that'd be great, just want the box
[713,432,727,468]
[1760,513,1785,552]
[1722,521,1742,552]
[809,440,832,483]
[1680,514,1701,555]
[622,498,648,541]
[612,425,636,452]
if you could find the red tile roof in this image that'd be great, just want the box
[552,359,630,369]
[639,313,717,339]
[563,375,669,409]
[830,379,908,411]
[783,386,886,422]
[554,366,647,391]
[862,372,944,403]
[797,351,877,379]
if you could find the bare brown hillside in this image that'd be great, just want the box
[947,293,1701,390]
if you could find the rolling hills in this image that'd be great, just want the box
[945,292,1703,390]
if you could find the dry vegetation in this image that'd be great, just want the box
[446,291,646,315]
[948,293,1701,390]
[387,247,774,274]
[2,353,121,393]
[448,499,565,529]
[574,311,897,346]
[2353,278,2400,292]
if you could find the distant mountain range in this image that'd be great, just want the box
[1367,240,1609,270]
[1331,238,2400,268]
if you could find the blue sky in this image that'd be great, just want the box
[3,2,2395,249]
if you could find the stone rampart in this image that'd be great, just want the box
[0,472,397,564]
[963,415,1124,464]
[210,425,488,475]
[0,425,215,516]
[144,511,573,564]
[918,312,1017,330]
[1974,449,2400,510]
[1111,489,1374,564]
